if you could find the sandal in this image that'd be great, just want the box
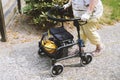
[92,50,102,57]
[92,44,105,57]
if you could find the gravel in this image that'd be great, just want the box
[0,15,120,80]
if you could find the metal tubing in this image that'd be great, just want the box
[57,42,78,50]
[56,52,79,62]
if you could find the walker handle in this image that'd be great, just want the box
[47,6,87,25]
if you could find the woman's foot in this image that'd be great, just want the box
[92,44,105,57]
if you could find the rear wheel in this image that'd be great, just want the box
[80,53,92,66]
[50,63,64,77]
[38,48,45,56]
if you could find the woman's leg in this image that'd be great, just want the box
[81,20,104,56]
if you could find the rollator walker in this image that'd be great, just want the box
[38,6,93,76]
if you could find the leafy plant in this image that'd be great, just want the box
[23,0,69,27]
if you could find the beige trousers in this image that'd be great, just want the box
[80,19,102,45]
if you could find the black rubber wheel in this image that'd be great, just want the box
[38,48,45,56]
[50,63,64,77]
[81,53,92,66]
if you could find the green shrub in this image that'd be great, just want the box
[23,0,69,27]
[23,0,120,26]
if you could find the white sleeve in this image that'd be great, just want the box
[93,0,103,18]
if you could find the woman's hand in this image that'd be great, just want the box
[81,12,90,21]
[63,0,72,9]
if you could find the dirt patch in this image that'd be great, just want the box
[6,14,44,44]
[5,14,75,45]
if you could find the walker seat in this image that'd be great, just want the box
[50,27,73,42]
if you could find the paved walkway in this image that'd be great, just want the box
[0,23,120,80]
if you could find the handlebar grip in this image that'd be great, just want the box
[47,6,87,25]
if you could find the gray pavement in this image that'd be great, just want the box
[0,23,120,80]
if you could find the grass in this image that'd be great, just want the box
[102,0,120,24]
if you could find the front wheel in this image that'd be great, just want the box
[80,53,92,66]
[50,63,64,77]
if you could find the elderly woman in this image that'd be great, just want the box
[63,0,104,56]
